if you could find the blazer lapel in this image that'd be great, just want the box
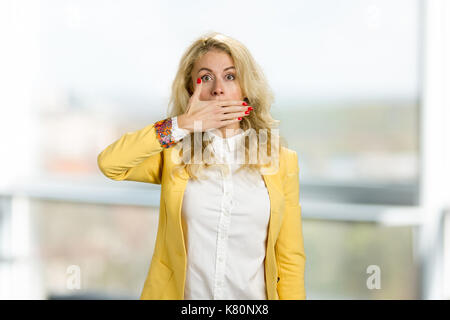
[262,172,285,241]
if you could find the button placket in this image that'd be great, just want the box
[213,164,234,300]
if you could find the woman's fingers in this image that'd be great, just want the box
[219,105,252,114]
[219,110,250,120]
[214,100,248,108]
[184,87,251,131]
[189,78,203,105]
[185,78,205,115]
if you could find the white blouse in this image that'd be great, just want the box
[170,116,271,300]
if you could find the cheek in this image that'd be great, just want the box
[199,87,210,99]
[229,83,243,98]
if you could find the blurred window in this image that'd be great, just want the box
[0,0,421,299]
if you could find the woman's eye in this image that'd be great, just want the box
[201,74,235,81]
[201,74,212,81]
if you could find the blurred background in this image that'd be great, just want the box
[0,0,449,299]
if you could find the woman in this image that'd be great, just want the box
[97,32,306,300]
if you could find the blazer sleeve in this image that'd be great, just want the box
[276,150,307,299]
[97,117,181,184]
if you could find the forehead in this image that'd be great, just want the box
[193,50,234,71]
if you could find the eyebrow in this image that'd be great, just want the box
[197,66,235,74]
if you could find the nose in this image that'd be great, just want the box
[211,79,224,96]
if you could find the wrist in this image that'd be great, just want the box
[177,114,192,133]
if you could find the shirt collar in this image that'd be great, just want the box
[204,128,251,163]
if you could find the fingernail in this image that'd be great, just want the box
[248,107,253,111]
[197,78,201,84]
[242,102,248,106]
[245,111,249,114]
[238,117,242,120]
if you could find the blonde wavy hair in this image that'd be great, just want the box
[167,31,287,180]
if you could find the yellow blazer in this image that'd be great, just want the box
[97,120,306,300]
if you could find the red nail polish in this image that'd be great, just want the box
[238,117,242,120]
[197,78,201,84]
[242,102,248,106]
[248,107,253,111]
[245,111,249,114]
